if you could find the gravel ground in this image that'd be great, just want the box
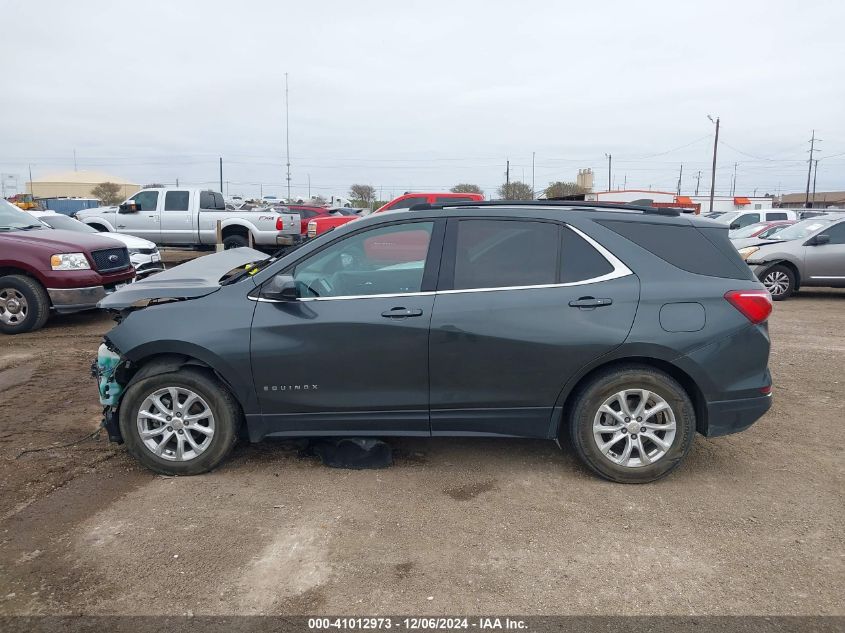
[0,287,842,616]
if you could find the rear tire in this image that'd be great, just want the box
[0,275,51,335]
[760,264,795,300]
[119,368,240,475]
[567,366,696,483]
[223,234,249,250]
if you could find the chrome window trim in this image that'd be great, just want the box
[250,222,632,303]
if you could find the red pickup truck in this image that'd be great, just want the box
[306,192,485,238]
[0,199,136,334]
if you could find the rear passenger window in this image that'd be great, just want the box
[453,220,558,290]
[599,219,753,280]
[561,227,614,282]
[164,191,190,211]
[199,191,216,210]
[766,212,788,221]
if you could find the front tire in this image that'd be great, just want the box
[568,366,696,483]
[0,275,51,335]
[119,369,240,475]
[760,264,795,300]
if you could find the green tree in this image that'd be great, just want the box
[91,182,124,205]
[543,181,586,199]
[496,181,533,200]
[349,184,376,207]
[450,183,484,195]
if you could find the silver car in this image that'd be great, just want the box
[738,214,845,299]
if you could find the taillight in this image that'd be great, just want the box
[275,217,285,230]
[307,220,317,238]
[724,290,772,324]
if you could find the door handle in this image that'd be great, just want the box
[569,296,613,308]
[117,225,126,229]
[381,307,424,318]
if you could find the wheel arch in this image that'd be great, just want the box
[757,259,802,291]
[112,352,248,440]
[80,218,115,232]
[551,356,707,439]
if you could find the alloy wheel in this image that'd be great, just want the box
[136,387,215,461]
[0,288,28,326]
[592,389,677,468]
[762,271,790,297]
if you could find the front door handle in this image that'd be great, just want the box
[569,296,613,308]
[381,307,424,318]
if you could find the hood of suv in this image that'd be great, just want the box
[0,227,132,253]
[98,246,266,309]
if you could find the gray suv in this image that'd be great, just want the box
[94,202,773,483]
[739,213,845,299]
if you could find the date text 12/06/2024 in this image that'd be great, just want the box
[308,618,528,630]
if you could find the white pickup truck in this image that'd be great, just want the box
[76,188,300,250]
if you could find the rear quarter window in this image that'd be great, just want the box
[598,219,755,280]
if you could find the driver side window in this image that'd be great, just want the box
[130,191,159,212]
[291,222,434,298]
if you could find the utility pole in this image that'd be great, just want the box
[219,157,223,193]
[811,159,819,204]
[29,165,33,196]
[505,159,510,189]
[307,174,311,199]
[623,174,627,189]
[73,149,78,171]
[285,72,291,202]
[708,115,720,213]
[676,163,684,195]
[695,170,701,196]
[731,162,738,196]
[531,152,535,199]
[176,177,179,187]
[805,130,820,207]
[605,153,612,191]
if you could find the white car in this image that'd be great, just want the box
[29,211,164,279]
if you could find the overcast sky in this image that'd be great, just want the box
[2,0,844,201]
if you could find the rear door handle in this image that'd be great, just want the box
[381,307,424,318]
[569,296,613,308]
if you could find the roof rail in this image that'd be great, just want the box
[408,199,681,216]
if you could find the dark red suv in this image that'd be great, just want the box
[0,199,135,334]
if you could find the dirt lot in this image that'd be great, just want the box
[0,284,842,616]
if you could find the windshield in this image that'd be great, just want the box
[770,218,833,241]
[38,214,98,233]
[0,199,45,231]
[730,222,768,238]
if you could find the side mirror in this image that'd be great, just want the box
[119,202,139,214]
[261,274,299,301]
[810,234,830,246]
[729,222,740,230]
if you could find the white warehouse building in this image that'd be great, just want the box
[584,190,773,214]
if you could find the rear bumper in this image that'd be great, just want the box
[702,393,772,437]
[275,233,301,246]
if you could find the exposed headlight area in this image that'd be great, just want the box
[738,246,760,261]
[50,253,91,270]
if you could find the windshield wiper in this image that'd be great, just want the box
[17,224,45,230]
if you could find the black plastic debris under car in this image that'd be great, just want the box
[305,438,393,469]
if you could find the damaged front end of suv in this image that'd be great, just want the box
[91,247,272,446]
